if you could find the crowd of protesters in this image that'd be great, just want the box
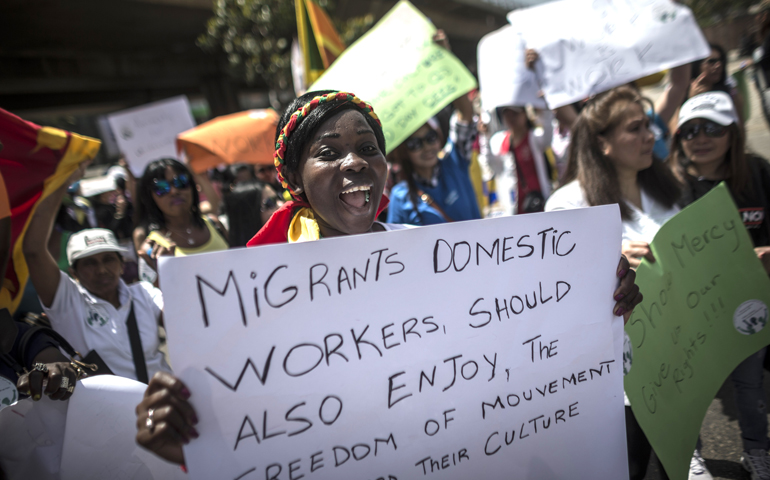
[2,4,770,480]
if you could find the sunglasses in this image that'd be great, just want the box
[678,121,728,141]
[704,58,722,65]
[152,174,191,197]
[260,195,279,212]
[405,130,439,152]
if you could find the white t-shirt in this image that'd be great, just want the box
[545,180,679,406]
[376,222,412,231]
[43,271,171,380]
[545,180,680,243]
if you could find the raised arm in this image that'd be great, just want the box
[655,63,692,125]
[22,165,87,307]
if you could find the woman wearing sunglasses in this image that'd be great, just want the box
[671,91,770,479]
[385,93,481,225]
[385,31,482,226]
[133,158,228,271]
[676,44,745,127]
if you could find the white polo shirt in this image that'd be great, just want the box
[43,271,171,381]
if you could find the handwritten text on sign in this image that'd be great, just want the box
[477,25,546,111]
[106,96,196,176]
[624,184,770,480]
[161,207,627,480]
[310,0,477,152]
[508,0,709,109]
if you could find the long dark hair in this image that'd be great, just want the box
[386,124,444,223]
[562,86,681,220]
[690,44,729,94]
[223,181,268,247]
[136,158,204,232]
[276,90,386,199]
[669,122,753,202]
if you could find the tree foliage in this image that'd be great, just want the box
[197,0,296,90]
[684,0,755,26]
[197,0,374,93]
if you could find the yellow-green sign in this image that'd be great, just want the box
[624,183,770,479]
[310,0,477,153]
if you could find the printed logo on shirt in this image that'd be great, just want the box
[445,190,459,206]
[740,207,765,228]
[86,308,108,327]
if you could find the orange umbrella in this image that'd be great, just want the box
[176,109,279,173]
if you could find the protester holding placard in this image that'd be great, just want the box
[385,31,481,226]
[544,86,694,479]
[385,97,481,225]
[135,89,644,466]
[669,91,770,478]
[22,164,171,383]
[134,158,228,275]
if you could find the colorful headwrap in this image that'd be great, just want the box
[273,91,381,200]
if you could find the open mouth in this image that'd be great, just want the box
[339,185,372,211]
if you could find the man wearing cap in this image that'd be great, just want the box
[23,167,170,382]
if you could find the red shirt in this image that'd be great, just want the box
[512,137,541,214]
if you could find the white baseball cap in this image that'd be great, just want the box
[78,175,117,198]
[677,91,739,130]
[67,228,127,266]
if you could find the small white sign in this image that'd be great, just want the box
[107,96,196,177]
[60,376,187,480]
[161,206,628,479]
[478,25,546,111]
[508,0,709,108]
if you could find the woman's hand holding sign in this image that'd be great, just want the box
[615,255,642,324]
[136,372,198,465]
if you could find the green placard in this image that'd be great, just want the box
[624,183,770,479]
[310,0,477,153]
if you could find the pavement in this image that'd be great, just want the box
[640,57,770,480]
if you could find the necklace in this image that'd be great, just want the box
[166,225,195,245]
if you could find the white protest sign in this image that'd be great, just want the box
[107,96,196,176]
[0,396,68,478]
[508,0,709,108]
[60,376,187,480]
[161,206,627,480]
[477,25,546,111]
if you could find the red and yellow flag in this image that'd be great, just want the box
[296,0,346,86]
[0,109,101,313]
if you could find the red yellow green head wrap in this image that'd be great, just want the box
[273,91,381,200]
